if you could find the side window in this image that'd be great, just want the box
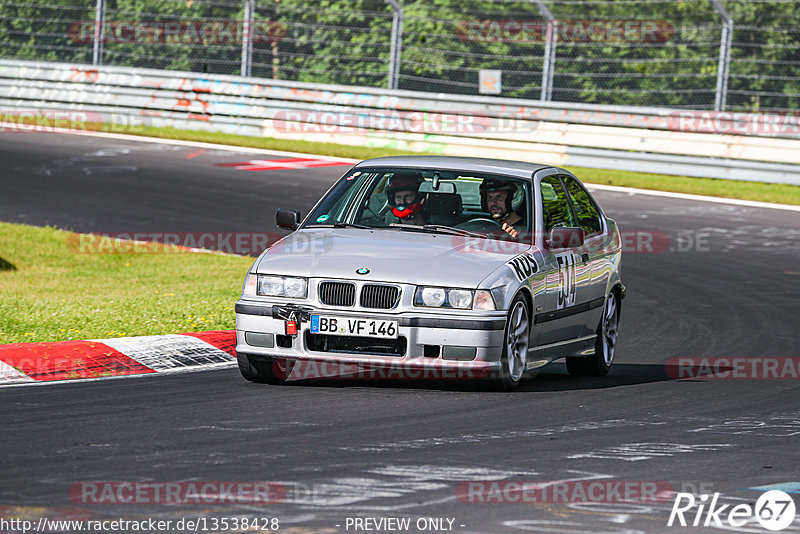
[540,175,575,231]
[357,173,391,225]
[308,171,369,225]
[562,175,603,236]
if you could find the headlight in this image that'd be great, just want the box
[256,275,308,298]
[414,287,477,309]
[259,275,284,296]
[420,287,446,307]
[447,289,473,309]
[283,277,308,298]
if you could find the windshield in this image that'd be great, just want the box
[304,167,532,240]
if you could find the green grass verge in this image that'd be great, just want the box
[0,221,253,345]
[101,124,800,206]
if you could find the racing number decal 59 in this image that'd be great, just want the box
[557,254,577,310]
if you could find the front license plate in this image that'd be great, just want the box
[310,315,398,339]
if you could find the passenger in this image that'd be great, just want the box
[386,171,427,226]
[480,179,523,237]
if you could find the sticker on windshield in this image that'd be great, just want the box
[316,214,330,223]
[346,171,361,181]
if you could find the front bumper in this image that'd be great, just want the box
[235,300,506,376]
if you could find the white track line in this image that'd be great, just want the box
[50,128,800,212]
[48,127,361,162]
[585,183,800,212]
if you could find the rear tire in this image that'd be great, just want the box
[237,353,289,384]
[566,290,619,376]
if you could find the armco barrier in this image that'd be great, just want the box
[1,59,799,185]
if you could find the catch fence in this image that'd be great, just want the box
[1,0,798,111]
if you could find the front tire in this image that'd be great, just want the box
[487,294,530,391]
[237,353,290,384]
[566,290,619,376]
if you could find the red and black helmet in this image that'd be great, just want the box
[480,179,517,217]
[386,171,425,219]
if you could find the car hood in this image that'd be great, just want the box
[255,228,532,287]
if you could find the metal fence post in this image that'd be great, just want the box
[241,0,255,77]
[710,0,733,111]
[386,0,403,90]
[92,0,106,66]
[530,0,556,101]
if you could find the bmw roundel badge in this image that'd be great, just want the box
[356,267,370,275]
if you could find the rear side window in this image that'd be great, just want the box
[540,175,575,231]
[562,175,603,236]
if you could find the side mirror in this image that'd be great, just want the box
[545,227,585,249]
[276,208,301,231]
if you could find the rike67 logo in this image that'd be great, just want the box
[669,490,796,531]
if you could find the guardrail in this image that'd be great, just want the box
[1,59,799,185]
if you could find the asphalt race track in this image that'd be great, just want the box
[1,132,799,533]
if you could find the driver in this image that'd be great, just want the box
[386,171,427,226]
[480,179,523,237]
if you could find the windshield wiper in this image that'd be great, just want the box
[388,223,484,238]
[308,222,372,229]
[423,224,485,238]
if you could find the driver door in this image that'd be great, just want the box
[536,175,593,345]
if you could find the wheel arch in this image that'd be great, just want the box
[515,286,534,320]
[611,283,624,319]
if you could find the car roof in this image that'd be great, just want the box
[354,156,553,180]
